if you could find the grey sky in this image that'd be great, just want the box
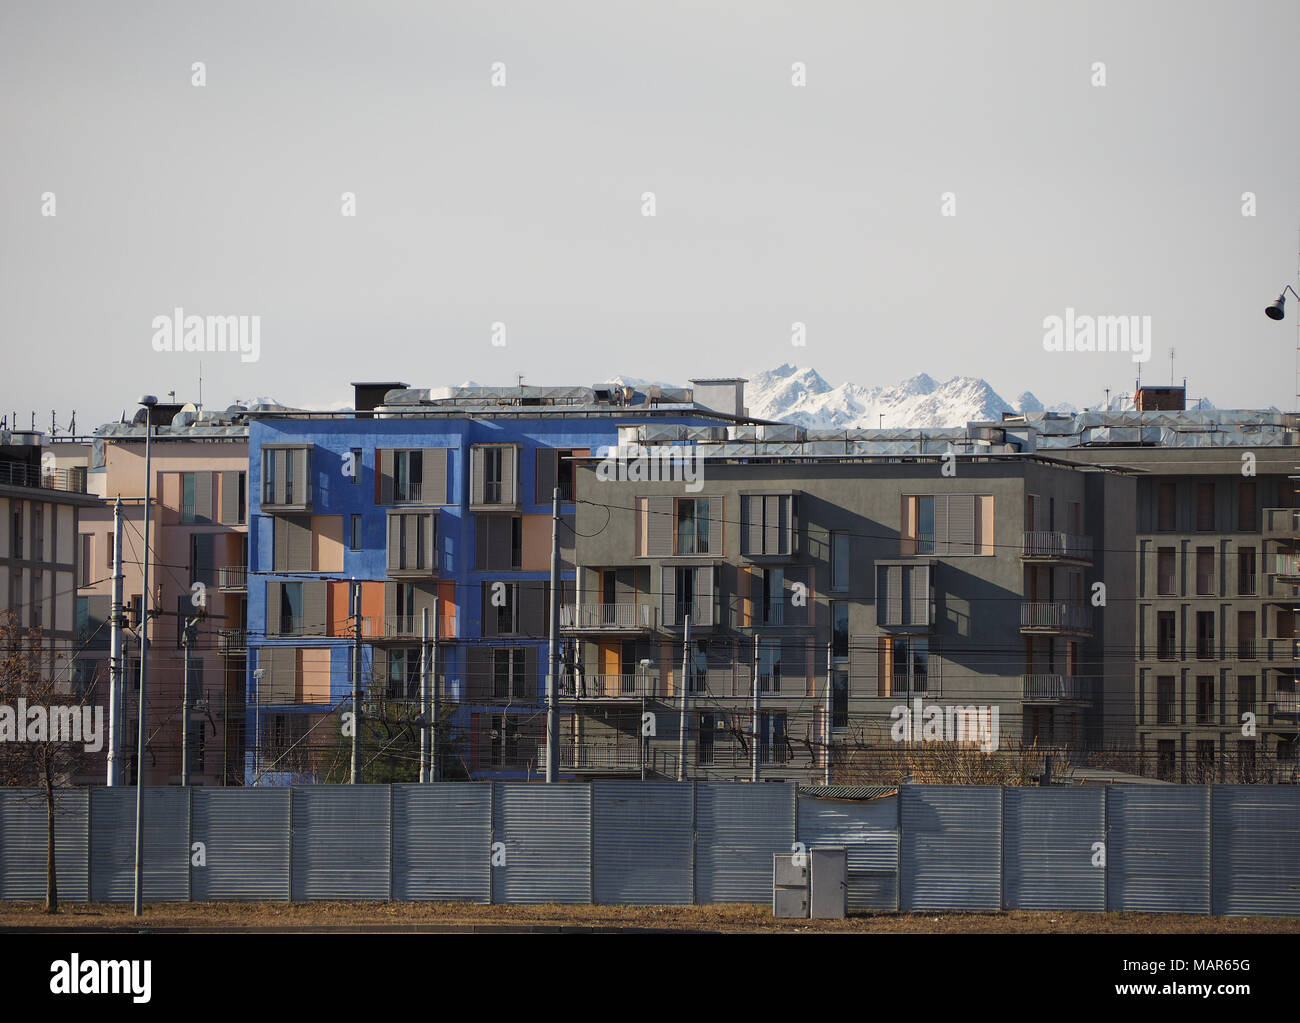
[3,0,1299,429]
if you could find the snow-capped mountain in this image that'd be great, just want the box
[740,364,1078,430]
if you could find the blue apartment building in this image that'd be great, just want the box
[244,379,748,783]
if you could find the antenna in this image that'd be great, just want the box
[198,359,203,412]
[1168,347,1175,385]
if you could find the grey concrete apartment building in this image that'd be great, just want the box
[559,417,1135,784]
[1022,394,1300,782]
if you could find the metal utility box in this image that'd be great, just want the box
[809,846,847,919]
[772,853,809,918]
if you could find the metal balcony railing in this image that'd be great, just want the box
[1022,674,1092,702]
[357,613,459,640]
[0,459,88,494]
[393,481,424,503]
[1274,691,1300,715]
[1020,602,1092,633]
[219,628,246,653]
[560,603,656,630]
[548,741,646,771]
[563,673,666,699]
[1022,531,1093,561]
[217,565,247,591]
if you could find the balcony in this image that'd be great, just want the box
[0,459,88,494]
[1020,601,1093,635]
[561,673,667,700]
[1022,531,1093,564]
[392,481,427,504]
[547,739,646,773]
[560,603,656,633]
[359,613,459,641]
[217,565,247,592]
[218,628,246,654]
[1263,507,1300,538]
[1272,691,1299,719]
[1265,551,1300,586]
[1022,674,1093,703]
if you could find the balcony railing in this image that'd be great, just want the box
[1274,691,1300,716]
[219,628,246,653]
[1020,602,1092,633]
[560,603,656,631]
[562,673,666,699]
[1022,674,1093,702]
[217,565,247,591]
[393,481,425,503]
[1022,531,1093,562]
[0,459,88,494]
[358,613,459,640]
[549,740,646,772]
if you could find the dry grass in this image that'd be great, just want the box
[1,901,1296,933]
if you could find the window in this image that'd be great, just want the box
[79,534,92,587]
[186,658,205,704]
[675,566,695,626]
[1196,611,1215,659]
[758,639,782,693]
[394,449,423,503]
[280,582,303,634]
[1195,547,1214,595]
[1237,610,1256,660]
[675,498,711,555]
[661,565,714,627]
[740,494,791,556]
[1196,739,1216,774]
[902,494,991,556]
[1238,547,1256,595]
[1196,676,1214,724]
[30,570,42,627]
[917,496,935,554]
[1238,481,1256,530]
[760,568,784,626]
[284,449,295,505]
[475,514,522,571]
[832,669,848,728]
[1157,483,1176,531]
[31,506,43,561]
[1157,676,1175,724]
[387,512,436,574]
[536,448,583,503]
[75,596,89,643]
[188,720,206,774]
[690,640,709,694]
[1196,483,1214,531]
[831,532,849,591]
[877,563,932,628]
[1156,547,1175,595]
[1239,739,1256,775]
[388,648,422,699]
[10,503,22,559]
[351,449,362,485]
[1238,676,1255,717]
[262,447,310,507]
[698,713,717,765]
[1157,611,1176,659]
[484,447,503,504]
[492,648,529,699]
[886,637,929,695]
[181,472,214,523]
[1157,739,1177,780]
[759,711,788,764]
[182,473,195,522]
[106,531,113,567]
[831,602,849,659]
[489,714,521,767]
[493,583,518,635]
[349,514,362,551]
[190,533,214,587]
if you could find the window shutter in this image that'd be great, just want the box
[535,449,557,505]
[294,448,310,504]
[379,450,394,505]
[661,566,676,627]
[697,565,715,627]
[425,448,448,504]
[519,581,546,635]
[192,534,214,586]
[785,567,807,627]
[909,564,930,625]
[220,470,240,524]
[387,514,400,572]
[425,513,437,571]
[266,581,282,636]
[707,498,724,556]
[471,447,486,506]
[933,495,949,556]
[521,647,538,700]
[264,646,296,704]
[272,450,287,506]
[502,446,517,505]
[193,472,213,524]
[481,584,499,638]
[742,496,761,555]
[466,647,490,701]
[303,581,328,635]
[948,495,975,556]
[876,638,892,698]
[764,496,781,555]
[736,565,751,628]
[646,497,673,556]
[489,516,510,571]
[290,516,312,570]
[888,565,903,625]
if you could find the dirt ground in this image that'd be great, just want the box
[1,901,1297,933]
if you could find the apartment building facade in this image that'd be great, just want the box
[245,380,748,784]
[1030,399,1300,781]
[560,421,1135,784]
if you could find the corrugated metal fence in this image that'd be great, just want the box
[0,783,1296,915]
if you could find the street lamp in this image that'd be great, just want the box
[1264,285,1300,321]
[132,394,156,917]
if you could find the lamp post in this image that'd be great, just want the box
[1264,284,1300,321]
[132,395,156,917]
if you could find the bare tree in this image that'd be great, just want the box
[0,611,92,913]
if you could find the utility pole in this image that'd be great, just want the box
[752,633,760,783]
[350,580,361,784]
[677,617,690,781]
[180,617,196,787]
[545,488,560,782]
[132,394,156,917]
[419,607,429,783]
[431,597,440,782]
[824,641,833,785]
[107,498,124,786]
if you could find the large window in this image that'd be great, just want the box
[740,494,791,556]
[831,601,849,659]
[1195,547,1214,595]
[394,449,423,503]
[492,648,529,699]
[1157,676,1175,724]
[902,494,992,556]
[1238,547,1256,595]
[1196,676,1215,724]
[831,532,849,591]
[832,669,848,728]
[1157,483,1176,531]
[675,499,711,555]
[757,639,782,693]
[1156,547,1175,595]
[760,568,784,626]
[388,648,422,699]
[888,637,929,695]
[1157,611,1177,659]
[1196,611,1215,659]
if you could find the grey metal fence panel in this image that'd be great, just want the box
[593,781,693,905]
[1003,787,1105,911]
[290,785,390,901]
[797,793,898,911]
[1212,786,1300,917]
[695,782,796,904]
[191,788,290,901]
[89,787,189,902]
[492,783,592,904]
[393,783,492,902]
[900,785,1001,911]
[1107,785,1210,914]
[0,788,89,902]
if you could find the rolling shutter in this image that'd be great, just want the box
[265,582,282,636]
[193,472,213,524]
[646,497,673,556]
[220,471,241,524]
[743,496,761,555]
[948,495,975,556]
[764,495,782,554]
[378,450,394,505]
[697,565,715,627]
[519,581,547,636]
[706,498,724,556]
[293,448,309,504]
[467,647,491,701]
[887,566,903,625]
[660,566,676,627]
[424,448,448,504]
[271,450,287,506]
[500,446,516,505]
[302,581,328,635]
[470,448,486,506]
[535,449,557,505]
[909,564,931,625]
[264,646,296,704]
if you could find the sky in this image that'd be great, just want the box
[3,0,1300,431]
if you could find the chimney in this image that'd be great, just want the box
[1135,386,1185,412]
